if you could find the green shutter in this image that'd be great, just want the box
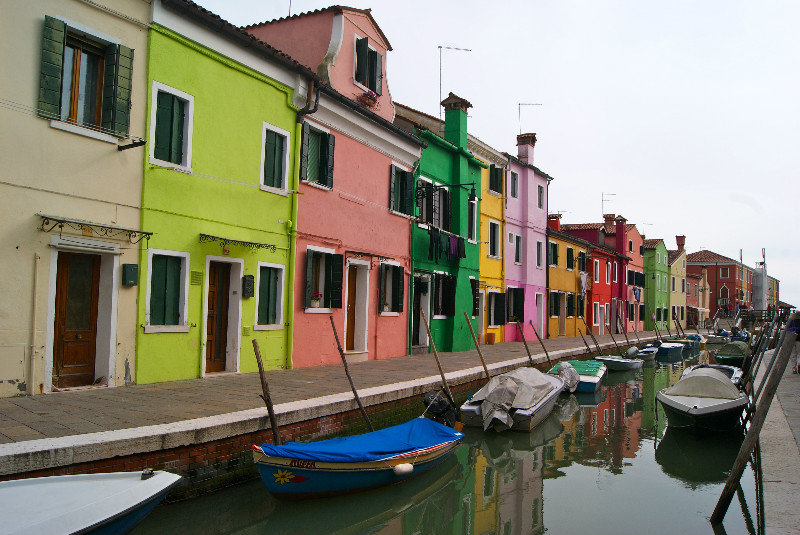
[378,264,386,313]
[374,51,382,95]
[170,97,185,164]
[495,293,506,325]
[304,250,315,308]
[154,92,172,162]
[258,266,278,325]
[327,254,343,308]
[567,248,574,269]
[163,256,181,325]
[325,133,335,188]
[471,279,480,317]
[442,189,451,231]
[264,130,284,188]
[388,166,397,211]
[39,16,66,119]
[102,44,133,136]
[150,255,181,325]
[150,255,166,325]
[355,37,368,85]
[403,171,414,216]
[392,265,404,312]
[299,123,310,181]
[307,129,320,183]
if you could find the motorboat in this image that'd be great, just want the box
[252,417,462,499]
[712,341,751,368]
[461,367,566,432]
[595,355,644,371]
[0,470,181,535]
[637,346,658,360]
[656,342,684,356]
[548,359,606,393]
[656,368,749,433]
[681,363,744,388]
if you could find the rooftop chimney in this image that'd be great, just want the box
[441,92,471,149]
[676,235,685,251]
[517,133,537,164]
[603,213,615,235]
[615,216,627,256]
[548,213,562,231]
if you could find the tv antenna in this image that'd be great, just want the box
[438,45,471,135]
[518,103,542,134]
[601,192,616,216]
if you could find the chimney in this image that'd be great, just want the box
[615,215,627,255]
[676,235,685,251]
[547,213,561,231]
[517,133,537,164]
[603,213,615,235]
[441,92,471,149]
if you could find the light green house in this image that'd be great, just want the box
[136,3,319,383]
[642,239,669,332]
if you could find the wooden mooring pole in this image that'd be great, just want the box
[516,321,536,367]
[710,329,798,525]
[578,330,593,355]
[617,314,633,347]
[608,330,623,355]
[420,308,456,408]
[252,339,281,445]
[329,315,374,432]
[463,311,491,381]
[580,316,603,354]
[529,321,553,367]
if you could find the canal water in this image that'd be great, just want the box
[131,350,762,535]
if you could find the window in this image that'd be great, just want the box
[489,165,503,194]
[656,308,662,321]
[537,241,543,267]
[150,82,194,169]
[628,240,633,252]
[256,264,284,328]
[663,275,667,288]
[566,293,575,317]
[672,276,676,292]
[656,252,660,263]
[577,295,585,317]
[389,165,414,216]
[38,16,132,137]
[146,250,188,330]
[549,291,561,317]
[578,251,587,272]
[720,267,729,278]
[510,171,518,198]
[606,304,611,325]
[304,248,343,309]
[537,184,544,209]
[695,284,698,297]
[354,36,382,93]
[261,123,290,191]
[629,302,636,322]
[681,306,685,320]
[606,261,611,284]
[507,287,524,322]
[420,181,451,230]
[656,276,660,291]
[682,259,686,268]
[489,221,500,258]
[432,273,456,317]
[468,198,477,241]
[593,302,600,325]
[640,304,645,322]
[613,262,618,282]
[514,235,522,264]
[379,263,404,313]
[681,278,686,293]
[301,123,334,187]
[594,259,600,283]
[566,247,575,270]
[548,242,559,266]
[639,244,644,255]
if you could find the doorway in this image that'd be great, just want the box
[535,293,544,337]
[478,290,485,344]
[412,274,430,347]
[53,252,101,388]
[558,293,566,337]
[598,305,605,335]
[206,261,231,373]
[344,260,369,354]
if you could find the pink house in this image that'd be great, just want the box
[246,8,424,366]
[503,134,549,341]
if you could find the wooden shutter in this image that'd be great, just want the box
[495,293,506,325]
[470,279,480,316]
[355,37,368,85]
[515,288,525,322]
[101,44,133,136]
[425,184,434,224]
[150,255,181,326]
[39,16,66,119]
[258,266,278,325]
[443,275,456,316]
[327,253,343,308]
[299,123,310,181]
[170,97,185,164]
[304,250,315,308]
[374,52,383,95]
[263,130,284,188]
[392,265,404,312]
[378,263,386,312]
[567,248,574,269]
[403,170,414,216]
[325,133,335,188]
[150,255,166,325]
[154,92,172,161]
[388,166,397,212]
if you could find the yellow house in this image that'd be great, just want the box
[477,151,507,344]
[546,219,589,338]
[667,236,688,329]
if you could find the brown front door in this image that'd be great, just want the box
[345,265,357,351]
[206,261,230,373]
[54,252,101,388]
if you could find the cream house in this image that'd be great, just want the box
[667,236,688,330]
[0,0,149,396]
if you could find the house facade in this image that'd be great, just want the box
[667,239,688,330]
[546,217,589,338]
[246,6,424,366]
[642,239,669,332]
[686,249,753,319]
[504,134,549,343]
[0,0,149,396]
[395,94,484,352]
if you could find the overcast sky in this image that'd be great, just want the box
[194,0,799,306]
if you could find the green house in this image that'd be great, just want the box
[642,239,670,332]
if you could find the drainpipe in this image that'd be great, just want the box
[29,253,40,395]
[284,80,320,369]
[544,177,549,339]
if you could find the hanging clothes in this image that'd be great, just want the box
[449,235,458,258]
[428,228,442,261]
[457,237,466,258]
[580,272,588,294]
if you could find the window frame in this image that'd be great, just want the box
[594,259,600,283]
[510,171,519,198]
[144,249,190,333]
[353,34,382,94]
[613,261,618,282]
[548,241,558,266]
[254,262,285,330]
[606,260,611,285]
[389,163,414,218]
[149,81,194,172]
[260,121,291,195]
[467,197,478,243]
[593,302,600,326]
[536,241,543,268]
[488,220,501,259]
[514,234,522,264]
[537,184,544,209]
[304,245,339,313]
[301,122,334,189]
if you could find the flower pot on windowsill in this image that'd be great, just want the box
[357,91,379,109]
[310,300,321,309]
[382,304,390,313]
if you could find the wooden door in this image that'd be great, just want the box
[206,262,230,373]
[345,265,357,351]
[54,253,101,388]
[412,277,422,346]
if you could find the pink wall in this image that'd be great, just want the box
[245,12,334,77]
[293,119,410,368]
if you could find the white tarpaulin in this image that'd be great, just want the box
[469,368,555,431]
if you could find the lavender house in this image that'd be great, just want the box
[503,134,551,340]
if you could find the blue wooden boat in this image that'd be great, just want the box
[252,417,463,499]
[0,470,181,535]
[656,342,684,356]
[548,360,606,393]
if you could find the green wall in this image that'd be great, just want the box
[643,242,669,331]
[136,26,298,383]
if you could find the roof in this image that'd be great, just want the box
[160,0,424,149]
[560,222,635,235]
[547,228,601,251]
[686,249,738,264]
[778,300,795,308]
[503,153,556,182]
[667,249,685,265]
[642,238,665,250]
[687,272,701,280]
[242,5,393,51]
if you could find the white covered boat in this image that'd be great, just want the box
[656,368,749,433]
[0,469,181,535]
[681,363,744,388]
[461,367,565,432]
[595,355,644,371]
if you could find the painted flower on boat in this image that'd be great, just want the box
[273,469,294,484]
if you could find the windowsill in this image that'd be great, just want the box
[468,239,477,244]
[353,78,379,95]
[49,120,118,144]
[260,185,289,197]
[514,262,522,266]
[305,307,332,314]
[379,311,400,317]
[488,190,502,197]
[144,324,191,333]
[389,209,414,219]
[432,315,447,320]
[302,180,332,191]
[254,324,284,331]
[488,255,502,261]
[149,156,192,174]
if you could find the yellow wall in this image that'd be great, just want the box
[547,235,587,338]
[669,251,687,328]
[473,454,498,533]
[479,163,505,342]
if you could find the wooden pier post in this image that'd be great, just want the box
[578,330,593,355]
[329,315,374,432]
[420,308,456,408]
[252,340,281,445]
[529,321,553,367]
[580,316,603,354]
[516,321,536,367]
[464,312,491,381]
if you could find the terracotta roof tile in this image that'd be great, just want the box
[667,249,685,264]
[642,238,664,250]
[686,250,737,264]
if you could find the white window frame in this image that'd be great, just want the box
[672,276,676,292]
[656,252,660,264]
[566,247,574,271]
[488,220,501,259]
[260,121,291,195]
[593,302,600,326]
[594,259,600,283]
[606,261,611,285]
[613,261,618,283]
[305,245,336,314]
[301,121,333,190]
[144,248,190,333]
[467,197,478,243]
[514,234,522,264]
[720,267,729,278]
[605,303,610,325]
[416,176,433,229]
[536,241,543,268]
[254,262,285,330]
[379,260,402,317]
[656,275,660,291]
[148,81,194,172]
[487,289,502,328]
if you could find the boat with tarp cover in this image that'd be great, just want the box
[252,417,463,499]
[548,360,606,393]
[713,341,751,368]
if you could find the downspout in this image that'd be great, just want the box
[544,178,549,338]
[284,80,320,369]
[29,253,40,395]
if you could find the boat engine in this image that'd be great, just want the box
[423,389,457,428]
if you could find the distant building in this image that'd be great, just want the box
[642,239,669,332]
[687,250,756,318]
[546,216,590,338]
[667,236,688,329]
